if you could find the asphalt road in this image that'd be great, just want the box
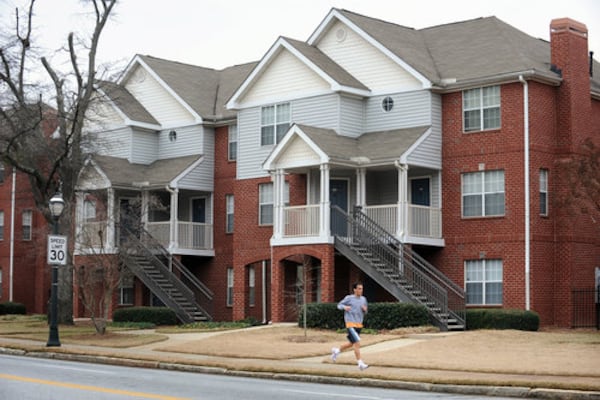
[0,354,522,400]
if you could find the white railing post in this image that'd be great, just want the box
[395,162,408,240]
[107,188,115,249]
[320,164,330,237]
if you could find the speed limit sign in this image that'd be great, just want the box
[47,235,68,265]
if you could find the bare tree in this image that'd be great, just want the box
[0,0,117,323]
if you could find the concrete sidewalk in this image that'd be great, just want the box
[0,325,599,400]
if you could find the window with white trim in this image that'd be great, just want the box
[226,268,234,307]
[465,259,503,305]
[248,266,255,307]
[0,211,4,241]
[22,210,32,241]
[261,103,290,146]
[119,273,134,305]
[225,195,234,233]
[540,169,548,216]
[463,86,500,132]
[258,182,289,225]
[462,170,505,217]
[0,164,5,184]
[84,200,96,221]
[228,124,238,161]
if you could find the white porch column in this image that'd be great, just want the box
[106,188,115,249]
[141,190,149,227]
[319,164,330,237]
[355,167,366,207]
[396,163,408,240]
[272,169,285,239]
[74,191,84,251]
[168,187,179,250]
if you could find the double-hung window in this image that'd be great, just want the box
[119,273,134,305]
[463,86,500,132]
[540,169,548,216]
[84,200,96,221]
[0,211,4,241]
[22,210,32,241]
[226,268,234,307]
[248,266,255,307]
[228,124,238,161]
[465,259,503,305]
[261,103,290,146]
[258,182,289,225]
[225,195,234,233]
[462,170,505,217]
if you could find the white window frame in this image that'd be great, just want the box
[84,199,96,221]
[260,103,290,146]
[465,259,503,305]
[225,194,234,233]
[540,169,548,216]
[119,273,134,305]
[228,124,238,161]
[463,86,501,132]
[258,182,289,226]
[226,268,234,307]
[22,209,32,241]
[462,170,505,217]
[248,266,255,307]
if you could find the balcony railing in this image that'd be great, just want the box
[79,220,213,251]
[283,205,320,237]
[278,203,442,240]
[147,221,213,250]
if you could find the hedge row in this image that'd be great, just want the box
[0,302,26,315]
[466,308,539,331]
[113,306,178,326]
[298,302,429,330]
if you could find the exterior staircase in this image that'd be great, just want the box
[118,226,213,323]
[331,206,465,331]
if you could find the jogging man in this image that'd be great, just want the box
[331,282,369,370]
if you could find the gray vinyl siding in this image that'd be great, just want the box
[366,170,398,205]
[339,95,364,138]
[131,130,158,165]
[292,94,339,130]
[158,124,204,160]
[89,127,131,159]
[178,128,214,191]
[406,93,442,169]
[365,90,431,133]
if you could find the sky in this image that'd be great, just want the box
[1,0,599,74]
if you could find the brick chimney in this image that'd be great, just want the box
[550,18,591,150]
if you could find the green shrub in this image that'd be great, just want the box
[466,308,539,331]
[0,302,26,315]
[298,302,429,330]
[112,307,178,326]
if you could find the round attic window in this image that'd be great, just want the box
[335,27,347,42]
[169,130,177,142]
[382,96,394,112]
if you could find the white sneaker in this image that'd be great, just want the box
[358,362,369,371]
[331,347,340,362]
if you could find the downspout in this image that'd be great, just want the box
[262,260,267,324]
[519,75,531,310]
[9,169,16,301]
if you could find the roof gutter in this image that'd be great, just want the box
[432,70,561,93]
[519,74,531,311]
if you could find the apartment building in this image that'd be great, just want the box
[70,9,599,328]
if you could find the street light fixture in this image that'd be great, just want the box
[47,192,65,347]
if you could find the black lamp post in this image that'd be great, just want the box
[47,192,65,347]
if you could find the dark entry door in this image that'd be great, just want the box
[411,178,430,206]
[410,178,430,236]
[330,179,348,236]
[191,197,206,248]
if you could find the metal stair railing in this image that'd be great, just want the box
[331,205,465,330]
[118,225,212,322]
[137,227,214,319]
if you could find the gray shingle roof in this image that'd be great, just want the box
[97,81,159,125]
[284,37,369,91]
[136,55,257,121]
[336,9,600,89]
[296,123,429,163]
[92,154,202,188]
